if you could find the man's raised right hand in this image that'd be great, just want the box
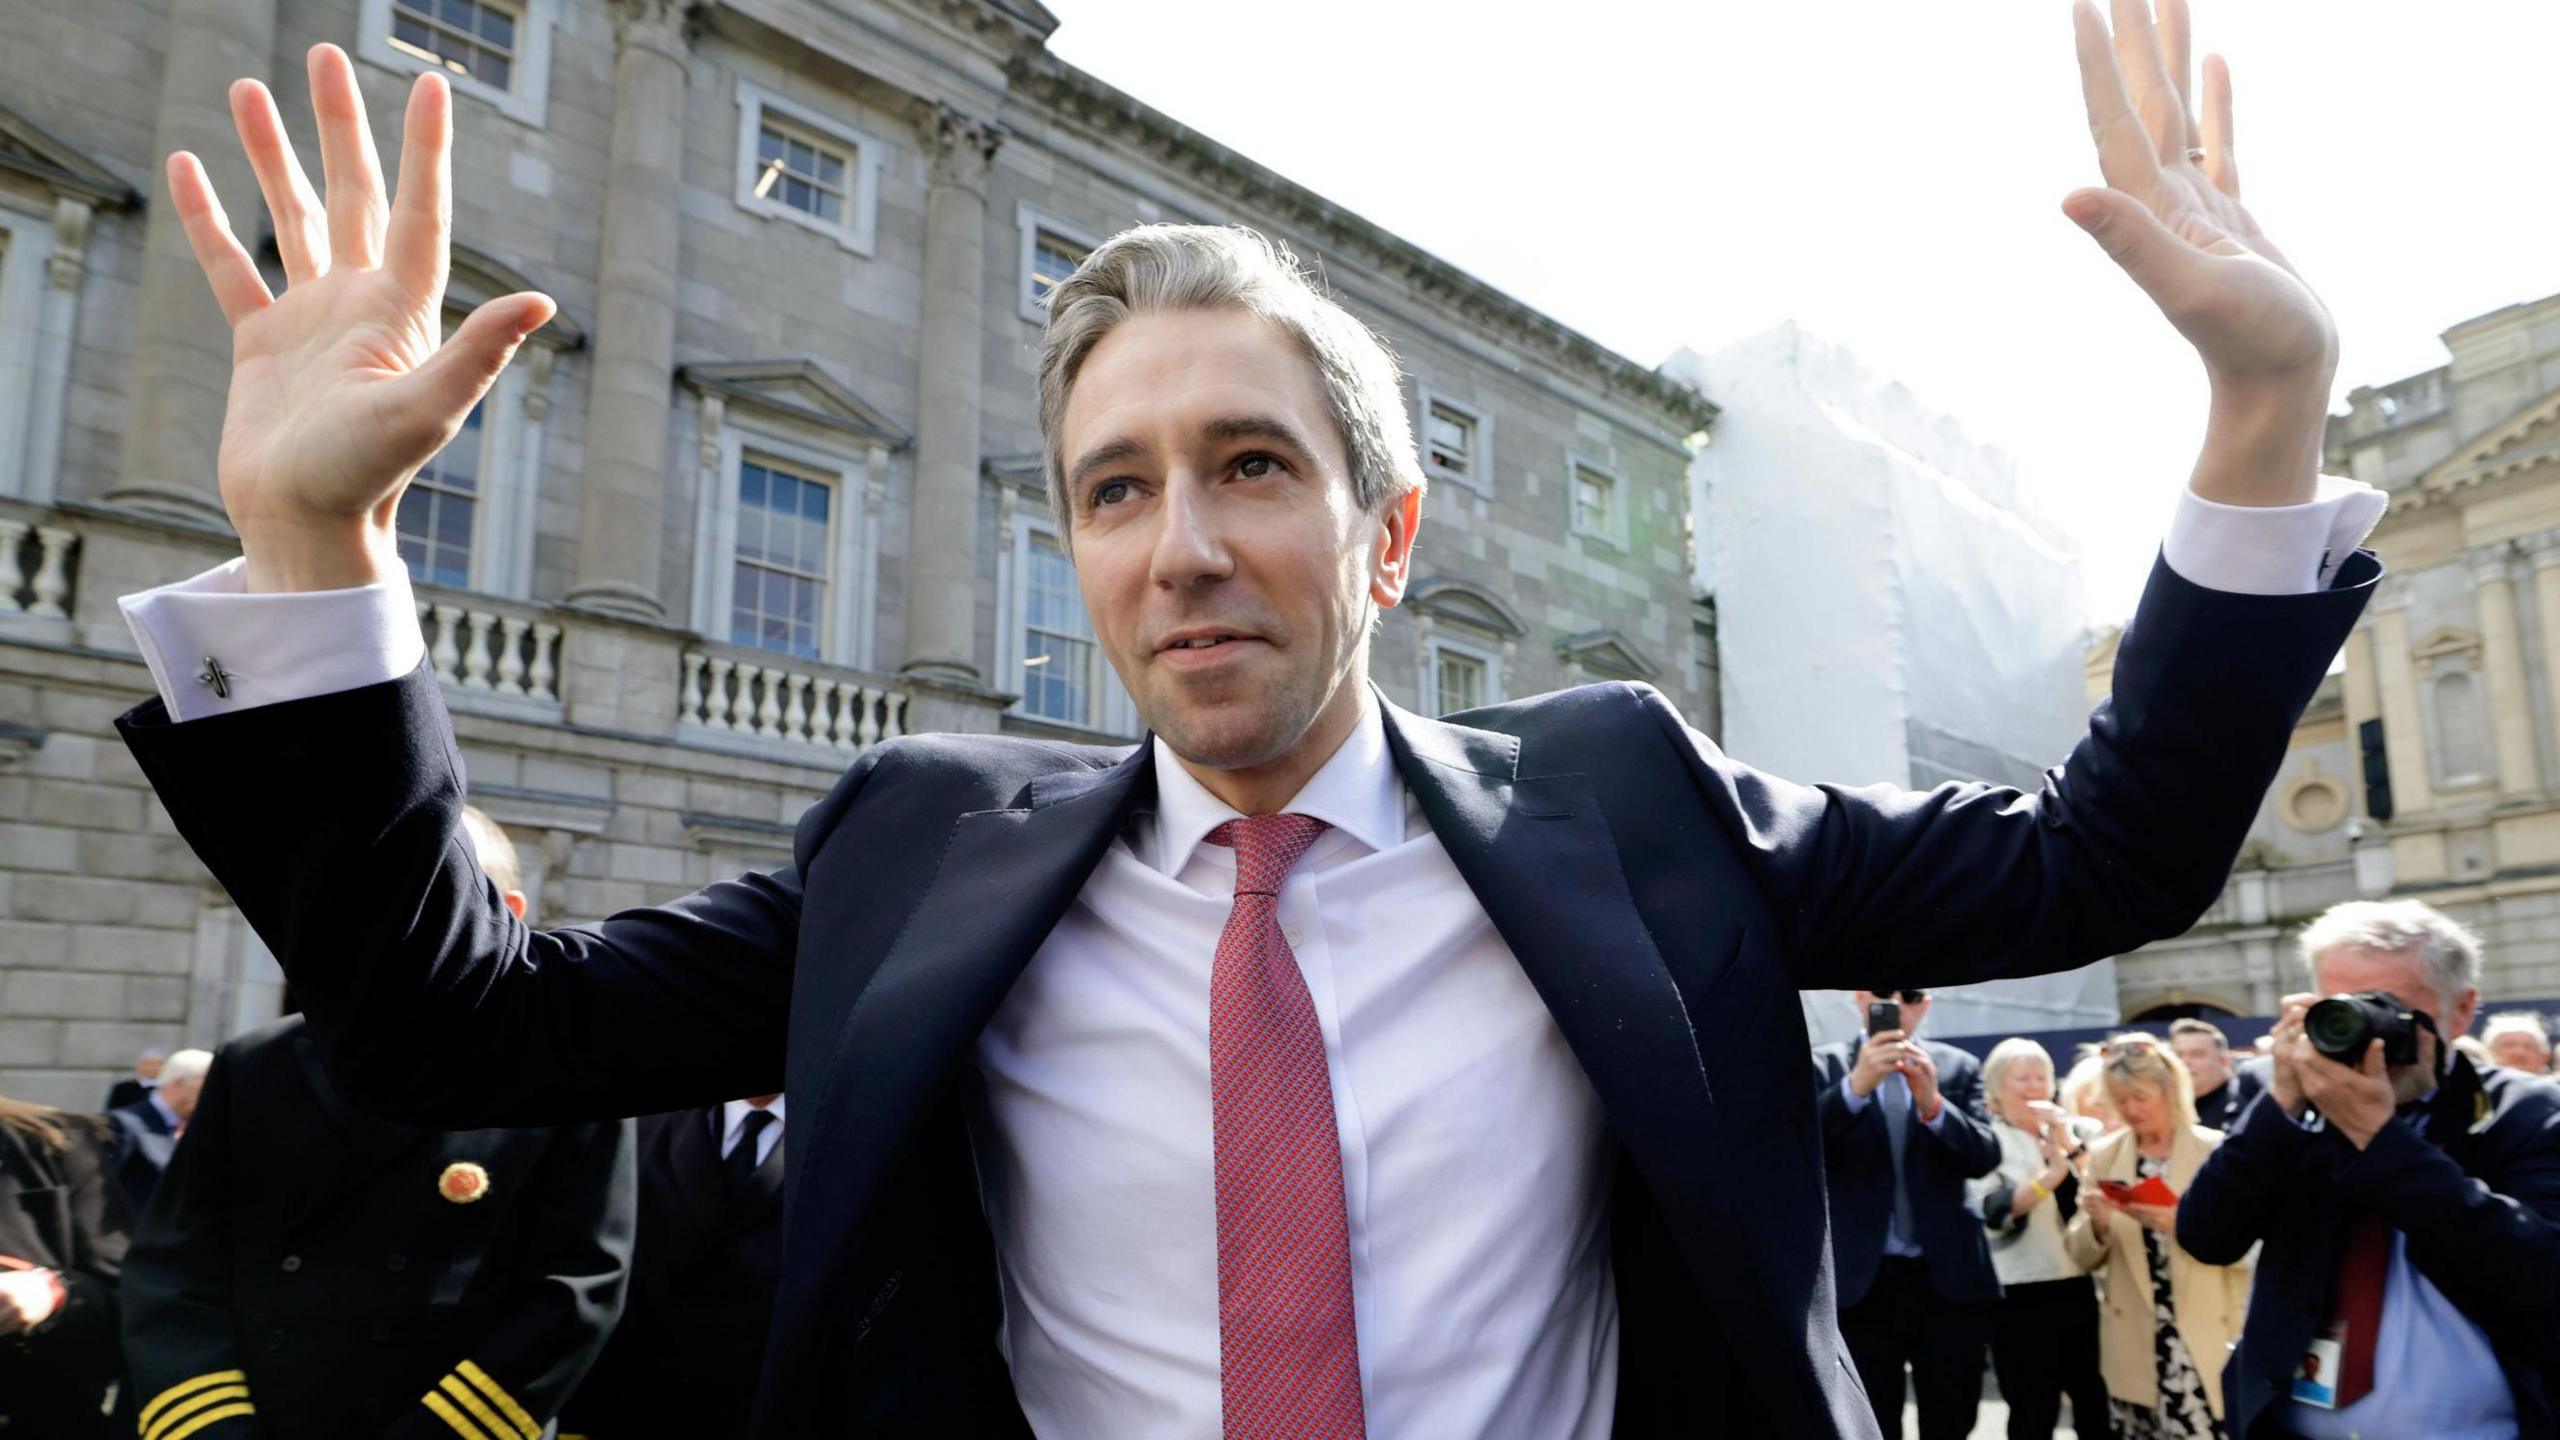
[168,44,554,593]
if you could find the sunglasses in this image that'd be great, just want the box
[1878,990,1931,1004]
[2100,1035,2164,1058]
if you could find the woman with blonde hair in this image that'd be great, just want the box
[1973,1038,2108,1439]
[0,1092,130,1436]
[2062,1046,2123,1136]
[2064,1035,2249,1440]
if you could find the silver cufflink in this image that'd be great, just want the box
[195,656,236,699]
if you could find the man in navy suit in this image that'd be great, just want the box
[108,1047,209,1213]
[1813,990,2002,1440]
[120,9,2380,1435]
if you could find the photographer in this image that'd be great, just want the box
[2178,900,2560,1439]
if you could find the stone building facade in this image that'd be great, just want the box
[2100,289,2560,1021]
[0,0,1716,1107]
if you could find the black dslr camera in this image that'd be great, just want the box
[2304,991,2432,1065]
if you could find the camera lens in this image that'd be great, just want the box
[2305,996,2376,1061]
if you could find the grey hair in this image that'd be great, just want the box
[2298,899,2484,1006]
[2483,1012,2551,1046]
[1981,1038,2055,1108]
[459,803,523,898]
[1036,224,1427,538]
[158,1049,214,1087]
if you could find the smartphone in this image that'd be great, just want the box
[1866,1000,1901,1036]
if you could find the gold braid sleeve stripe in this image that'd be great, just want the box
[455,1359,542,1440]
[142,1385,251,1440]
[421,1391,495,1440]
[158,1403,258,1440]
[138,1372,249,1436]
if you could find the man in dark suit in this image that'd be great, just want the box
[1813,989,2001,1440]
[124,15,2377,1434]
[2171,1017,2261,1130]
[566,1096,785,1437]
[120,809,636,1440]
[108,1048,209,1213]
[2180,900,2560,1439]
[104,1048,166,1114]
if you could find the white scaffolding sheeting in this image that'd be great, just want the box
[1665,324,2119,1048]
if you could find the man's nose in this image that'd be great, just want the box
[1148,472,1234,588]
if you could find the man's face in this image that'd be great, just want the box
[161,1075,203,1122]
[1853,989,1932,1036]
[2487,1031,2551,1074]
[1062,309,1415,774]
[2170,1033,2230,1092]
[136,1055,163,1082]
[2314,945,2481,1105]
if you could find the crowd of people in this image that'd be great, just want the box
[0,810,787,1439]
[1822,897,2560,1440]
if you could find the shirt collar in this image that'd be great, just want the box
[148,1091,182,1131]
[1147,698,1407,878]
[720,1096,785,1142]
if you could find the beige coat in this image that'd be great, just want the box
[2062,1123,2252,1420]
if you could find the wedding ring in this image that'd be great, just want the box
[2185,146,2208,163]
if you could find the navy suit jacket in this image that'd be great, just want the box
[107,1097,178,1214]
[2179,1056,2560,1439]
[116,553,2372,1438]
[1810,1038,2003,1306]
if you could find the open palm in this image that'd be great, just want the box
[2067,0,2336,385]
[167,45,550,584]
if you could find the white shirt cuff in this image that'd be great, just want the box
[118,558,425,722]
[2162,475,2389,596]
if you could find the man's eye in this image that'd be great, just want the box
[1090,480,1131,509]
[1236,452,1280,478]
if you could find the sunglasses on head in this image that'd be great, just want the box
[1879,990,1930,1004]
[2101,1035,2163,1058]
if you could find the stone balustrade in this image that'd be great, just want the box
[678,648,910,754]
[0,513,77,621]
[416,592,564,706]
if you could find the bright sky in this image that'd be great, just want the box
[1048,1,2560,623]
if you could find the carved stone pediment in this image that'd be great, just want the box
[680,359,909,448]
[1557,627,1659,682]
[2411,625,2483,674]
[0,101,138,209]
[446,242,585,348]
[2422,384,2560,490]
[1407,576,1528,640]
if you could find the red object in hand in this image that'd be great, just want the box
[2096,1174,2180,1208]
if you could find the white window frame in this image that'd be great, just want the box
[997,506,1140,735]
[393,360,540,599]
[689,422,878,670]
[1567,454,1627,548]
[0,201,58,504]
[1423,633,1503,716]
[1415,385,1493,495]
[357,0,557,129]
[1015,203,1101,325]
[735,80,884,257]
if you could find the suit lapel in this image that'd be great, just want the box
[1380,701,1718,1161]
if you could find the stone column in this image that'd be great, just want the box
[564,0,692,623]
[2369,584,2434,816]
[106,0,279,527]
[2466,543,2542,799]
[2527,532,2560,786]
[900,102,1002,683]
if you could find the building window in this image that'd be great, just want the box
[1416,389,1491,493]
[357,0,556,127]
[1436,647,1486,713]
[1423,635,1503,716]
[730,456,832,661]
[733,81,884,255]
[397,399,485,588]
[1570,458,1624,545]
[1016,205,1102,324]
[752,121,850,225]
[1021,532,1097,724]
[388,0,518,90]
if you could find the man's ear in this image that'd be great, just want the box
[1369,487,1422,608]
[2448,986,2480,1040]
[502,889,528,921]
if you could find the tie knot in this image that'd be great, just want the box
[736,1109,775,1144]
[1207,812,1331,896]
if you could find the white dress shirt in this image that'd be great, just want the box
[115,479,2386,1438]
[718,1095,785,1167]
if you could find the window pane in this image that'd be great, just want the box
[1437,651,1485,714]
[814,189,840,224]
[758,128,785,164]
[740,461,767,509]
[393,12,432,47]
[817,151,845,187]
[437,0,471,28]
[477,5,513,46]
[435,493,475,549]
[479,52,510,90]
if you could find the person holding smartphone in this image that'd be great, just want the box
[1813,989,2004,1440]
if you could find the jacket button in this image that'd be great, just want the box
[385,1252,408,1272]
[280,1254,302,1272]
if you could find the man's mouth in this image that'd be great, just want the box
[1155,631,1263,667]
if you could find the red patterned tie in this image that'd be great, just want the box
[1207,813,1366,1440]
[2326,1213,2392,1406]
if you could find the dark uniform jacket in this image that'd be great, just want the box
[121,1017,635,1440]
[1810,1038,2004,1305]
[566,1106,785,1437]
[2180,1054,2560,1439]
[117,553,2374,1437]
[0,1110,130,1437]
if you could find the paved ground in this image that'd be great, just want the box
[1902,1395,2085,1438]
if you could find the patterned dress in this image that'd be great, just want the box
[2108,1154,2224,1440]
